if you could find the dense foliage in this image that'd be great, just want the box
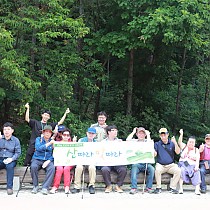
[0,0,210,164]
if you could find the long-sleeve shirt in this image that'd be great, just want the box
[32,137,54,161]
[0,135,21,161]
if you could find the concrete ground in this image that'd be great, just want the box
[0,184,209,210]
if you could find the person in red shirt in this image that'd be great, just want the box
[199,134,210,194]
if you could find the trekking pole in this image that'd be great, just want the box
[67,172,74,197]
[142,163,148,194]
[81,168,85,199]
[16,165,29,197]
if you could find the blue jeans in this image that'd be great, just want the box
[200,160,210,190]
[130,163,154,189]
[0,158,17,189]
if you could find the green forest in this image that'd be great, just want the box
[0,0,210,157]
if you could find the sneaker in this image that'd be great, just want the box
[115,185,123,193]
[169,188,178,194]
[89,185,95,194]
[50,187,57,194]
[200,189,206,194]
[195,190,201,195]
[65,186,70,194]
[129,188,138,194]
[153,188,161,194]
[7,189,13,195]
[145,188,154,194]
[41,188,48,195]
[31,186,39,194]
[71,188,80,194]
[105,185,112,193]
[179,189,183,194]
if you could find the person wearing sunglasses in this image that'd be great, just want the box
[50,128,75,194]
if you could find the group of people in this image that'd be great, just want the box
[0,103,210,196]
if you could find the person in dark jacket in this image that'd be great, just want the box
[30,125,55,195]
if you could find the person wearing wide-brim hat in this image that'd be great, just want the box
[30,125,55,195]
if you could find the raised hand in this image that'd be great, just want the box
[65,108,70,114]
[25,103,29,109]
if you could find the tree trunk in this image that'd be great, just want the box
[202,78,209,123]
[174,48,186,131]
[126,49,134,116]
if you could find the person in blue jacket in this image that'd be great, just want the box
[30,125,55,195]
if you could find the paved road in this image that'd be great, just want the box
[0,185,209,210]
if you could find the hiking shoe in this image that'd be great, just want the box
[65,186,70,194]
[31,186,39,194]
[7,189,13,195]
[179,189,183,194]
[195,189,201,195]
[200,189,206,194]
[50,187,57,194]
[115,185,123,193]
[105,185,112,193]
[71,188,80,194]
[145,188,154,194]
[89,185,95,194]
[153,188,161,194]
[129,188,138,194]
[169,188,178,194]
[41,188,48,195]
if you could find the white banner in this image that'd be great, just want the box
[53,141,155,166]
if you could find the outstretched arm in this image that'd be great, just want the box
[25,103,30,123]
[57,108,70,125]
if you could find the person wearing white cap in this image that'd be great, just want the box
[199,133,210,193]
[71,127,97,194]
[126,127,155,194]
[153,127,181,194]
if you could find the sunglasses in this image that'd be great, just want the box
[62,134,70,137]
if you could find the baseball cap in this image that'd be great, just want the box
[136,127,146,133]
[205,134,210,139]
[87,127,96,134]
[43,125,53,132]
[159,128,168,134]
[58,125,66,132]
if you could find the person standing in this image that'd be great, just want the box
[199,133,210,193]
[24,102,70,166]
[126,127,155,194]
[71,127,97,194]
[30,125,55,195]
[0,122,21,195]
[153,128,181,194]
[91,111,108,142]
[101,125,127,193]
